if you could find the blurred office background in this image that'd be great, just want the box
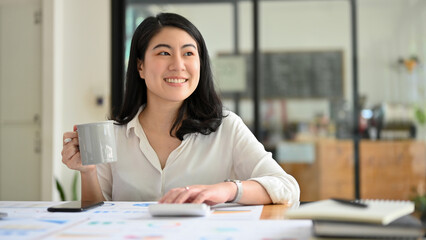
[0,0,424,202]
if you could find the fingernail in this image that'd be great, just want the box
[64,138,72,143]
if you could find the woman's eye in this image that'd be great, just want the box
[184,52,194,56]
[159,52,170,56]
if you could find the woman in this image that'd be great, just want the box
[62,12,299,206]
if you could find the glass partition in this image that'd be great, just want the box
[356,0,425,201]
[255,0,354,201]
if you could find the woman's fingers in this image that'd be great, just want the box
[66,152,82,169]
[61,131,83,171]
[160,185,226,205]
[159,187,190,203]
[173,187,196,204]
[61,138,79,160]
[190,190,210,204]
[63,132,78,146]
[61,147,76,164]
[61,128,95,173]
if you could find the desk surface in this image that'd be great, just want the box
[0,201,312,240]
[260,204,289,219]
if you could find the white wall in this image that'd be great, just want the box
[45,0,110,200]
[358,0,426,107]
[41,0,55,200]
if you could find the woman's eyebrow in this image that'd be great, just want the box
[152,44,171,50]
[182,43,197,49]
[152,43,197,50]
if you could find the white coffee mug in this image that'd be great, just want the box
[76,121,117,165]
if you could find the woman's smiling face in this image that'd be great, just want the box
[138,26,200,105]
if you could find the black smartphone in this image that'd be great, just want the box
[47,201,104,212]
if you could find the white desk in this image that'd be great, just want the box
[0,201,312,239]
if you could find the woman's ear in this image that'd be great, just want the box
[137,59,144,79]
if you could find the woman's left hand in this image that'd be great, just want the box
[158,182,236,206]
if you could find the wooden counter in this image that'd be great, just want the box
[280,140,426,201]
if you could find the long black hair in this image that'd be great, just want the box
[112,13,224,140]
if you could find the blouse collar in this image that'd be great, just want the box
[125,106,145,138]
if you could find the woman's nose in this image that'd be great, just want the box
[169,55,185,71]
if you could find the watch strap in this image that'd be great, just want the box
[224,179,242,203]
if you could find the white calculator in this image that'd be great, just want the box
[148,203,211,217]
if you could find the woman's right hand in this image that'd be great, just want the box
[61,126,96,173]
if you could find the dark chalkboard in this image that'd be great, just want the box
[220,51,343,99]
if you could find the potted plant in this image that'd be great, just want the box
[55,172,79,201]
[412,194,426,223]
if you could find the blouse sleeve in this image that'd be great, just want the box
[96,163,113,201]
[228,112,300,205]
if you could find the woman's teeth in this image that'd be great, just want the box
[165,78,187,83]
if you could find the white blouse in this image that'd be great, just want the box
[97,108,300,205]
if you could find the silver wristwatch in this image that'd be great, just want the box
[224,179,243,203]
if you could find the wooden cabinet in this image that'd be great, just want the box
[360,140,426,200]
[280,140,426,201]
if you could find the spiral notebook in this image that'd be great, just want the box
[285,199,415,225]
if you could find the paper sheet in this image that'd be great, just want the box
[45,219,312,240]
[0,216,86,240]
[210,203,264,220]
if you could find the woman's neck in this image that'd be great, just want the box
[138,101,182,134]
